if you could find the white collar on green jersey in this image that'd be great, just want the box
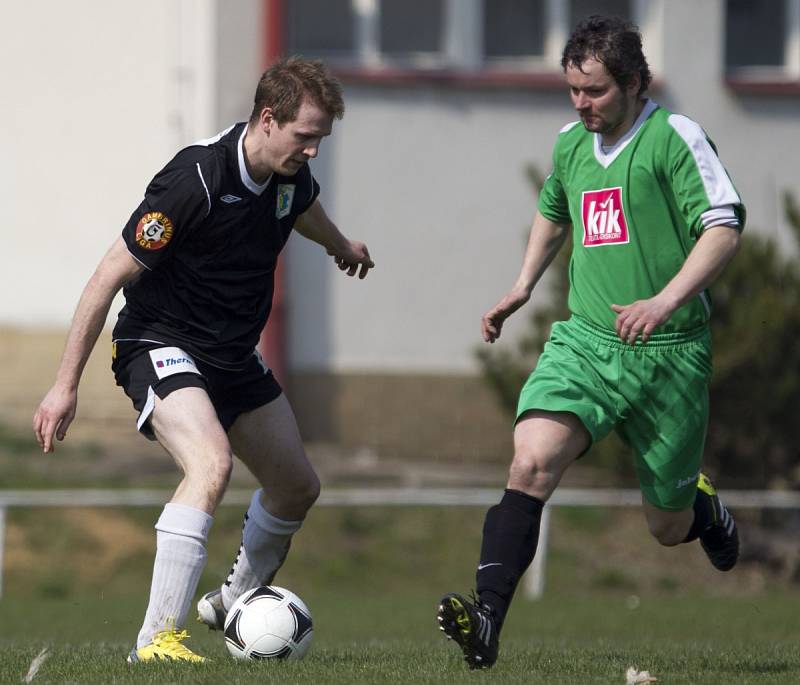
[594,99,658,168]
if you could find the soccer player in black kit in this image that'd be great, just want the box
[33,57,373,662]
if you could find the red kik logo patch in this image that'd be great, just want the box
[581,187,629,247]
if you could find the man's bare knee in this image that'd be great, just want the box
[287,468,320,509]
[508,411,588,498]
[507,455,556,497]
[263,471,320,519]
[209,454,234,492]
[183,452,233,503]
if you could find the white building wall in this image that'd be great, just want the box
[0,0,220,326]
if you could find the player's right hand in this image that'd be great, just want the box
[33,384,78,453]
[481,288,531,343]
[330,240,374,279]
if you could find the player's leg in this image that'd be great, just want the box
[208,392,319,621]
[641,499,693,545]
[478,409,590,622]
[438,410,590,669]
[641,475,739,570]
[625,333,738,570]
[113,343,231,661]
[133,385,234,662]
[438,317,615,670]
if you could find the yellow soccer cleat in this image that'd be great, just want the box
[127,629,207,663]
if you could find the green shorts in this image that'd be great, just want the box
[516,315,712,511]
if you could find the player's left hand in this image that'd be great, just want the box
[610,297,674,344]
[330,240,374,279]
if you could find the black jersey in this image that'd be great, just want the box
[113,122,320,370]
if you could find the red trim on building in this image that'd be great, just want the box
[257,0,289,389]
[264,0,284,64]
[332,66,568,90]
[725,76,800,96]
[332,67,664,94]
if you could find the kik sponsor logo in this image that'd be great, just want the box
[581,186,629,247]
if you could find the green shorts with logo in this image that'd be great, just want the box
[516,315,712,511]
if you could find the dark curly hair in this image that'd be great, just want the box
[561,15,652,95]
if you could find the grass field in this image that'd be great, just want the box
[1,593,798,683]
[1,505,799,683]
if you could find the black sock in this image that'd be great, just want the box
[476,489,544,630]
[683,487,714,542]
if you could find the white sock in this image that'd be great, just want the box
[221,489,302,610]
[136,503,213,648]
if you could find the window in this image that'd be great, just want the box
[285,0,636,73]
[380,0,443,60]
[484,0,546,62]
[287,0,355,59]
[570,0,632,31]
[725,0,800,78]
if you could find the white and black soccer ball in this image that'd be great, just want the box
[224,586,313,661]
[140,218,165,242]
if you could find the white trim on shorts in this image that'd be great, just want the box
[137,385,156,433]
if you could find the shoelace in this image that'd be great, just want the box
[152,629,201,659]
[468,590,493,616]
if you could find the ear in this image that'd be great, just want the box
[259,107,274,134]
[627,72,642,97]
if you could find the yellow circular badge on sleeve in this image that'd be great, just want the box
[135,211,174,250]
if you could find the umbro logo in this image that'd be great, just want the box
[220,194,242,203]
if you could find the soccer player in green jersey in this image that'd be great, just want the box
[437,16,743,670]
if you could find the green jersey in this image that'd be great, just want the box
[538,100,745,333]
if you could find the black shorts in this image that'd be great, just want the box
[111,340,282,440]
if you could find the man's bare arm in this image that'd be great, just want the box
[482,212,570,343]
[33,237,144,452]
[295,199,374,279]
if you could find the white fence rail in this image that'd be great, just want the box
[1,488,799,600]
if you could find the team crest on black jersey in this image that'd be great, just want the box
[135,211,174,250]
[276,184,295,219]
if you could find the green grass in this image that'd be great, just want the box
[1,593,798,683]
[1,505,799,683]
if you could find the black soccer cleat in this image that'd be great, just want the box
[697,473,739,572]
[437,592,499,670]
[196,588,226,630]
